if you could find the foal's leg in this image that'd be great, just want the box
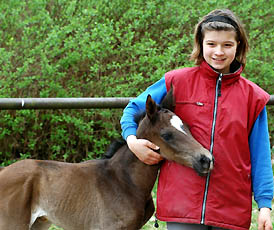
[31,217,52,230]
[142,197,155,226]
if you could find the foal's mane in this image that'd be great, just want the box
[102,111,147,159]
[103,139,126,159]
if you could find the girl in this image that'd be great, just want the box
[120,9,273,230]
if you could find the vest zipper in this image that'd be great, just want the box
[201,73,223,224]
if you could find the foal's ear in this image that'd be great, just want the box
[161,84,175,111]
[146,94,158,122]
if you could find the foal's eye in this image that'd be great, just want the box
[161,132,173,142]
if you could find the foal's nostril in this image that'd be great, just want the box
[193,154,213,176]
[200,155,211,170]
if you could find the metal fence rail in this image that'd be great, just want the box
[0,98,134,110]
[268,95,274,105]
[0,95,273,110]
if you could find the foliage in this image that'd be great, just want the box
[0,0,273,165]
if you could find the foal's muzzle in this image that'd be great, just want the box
[193,155,214,176]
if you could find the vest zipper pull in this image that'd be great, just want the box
[196,102,204,106]
[154,216,159,228]
[217,73,223,97]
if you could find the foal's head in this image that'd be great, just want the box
[136,89,213,176]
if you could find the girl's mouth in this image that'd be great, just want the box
[213,57,226,62]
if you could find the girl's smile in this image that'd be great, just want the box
[203,30,238,74]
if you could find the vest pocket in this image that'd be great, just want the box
[174,101,212,148]
[175,101,210,128]
[177,101,205,106]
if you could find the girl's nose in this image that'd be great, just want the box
[215,45,224,55]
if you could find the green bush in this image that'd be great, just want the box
[0,0,273,164]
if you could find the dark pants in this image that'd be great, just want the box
[167,222,230,230]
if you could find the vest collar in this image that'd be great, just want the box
[200,60,243,85]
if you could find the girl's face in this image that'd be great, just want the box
[202,30,238,74]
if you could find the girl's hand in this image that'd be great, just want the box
[258,208,273,230]
[126,135,163,165]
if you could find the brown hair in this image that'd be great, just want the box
[190,9,249,68]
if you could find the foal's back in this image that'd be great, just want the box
[0,146,148,230]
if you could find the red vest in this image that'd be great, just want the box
[156,61,269,230]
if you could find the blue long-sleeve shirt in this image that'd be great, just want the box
[120,76,273,209]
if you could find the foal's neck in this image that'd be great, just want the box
[110,144,159,197]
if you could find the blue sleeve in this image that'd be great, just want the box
[249,107,274,209]
[120,76,167,140]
